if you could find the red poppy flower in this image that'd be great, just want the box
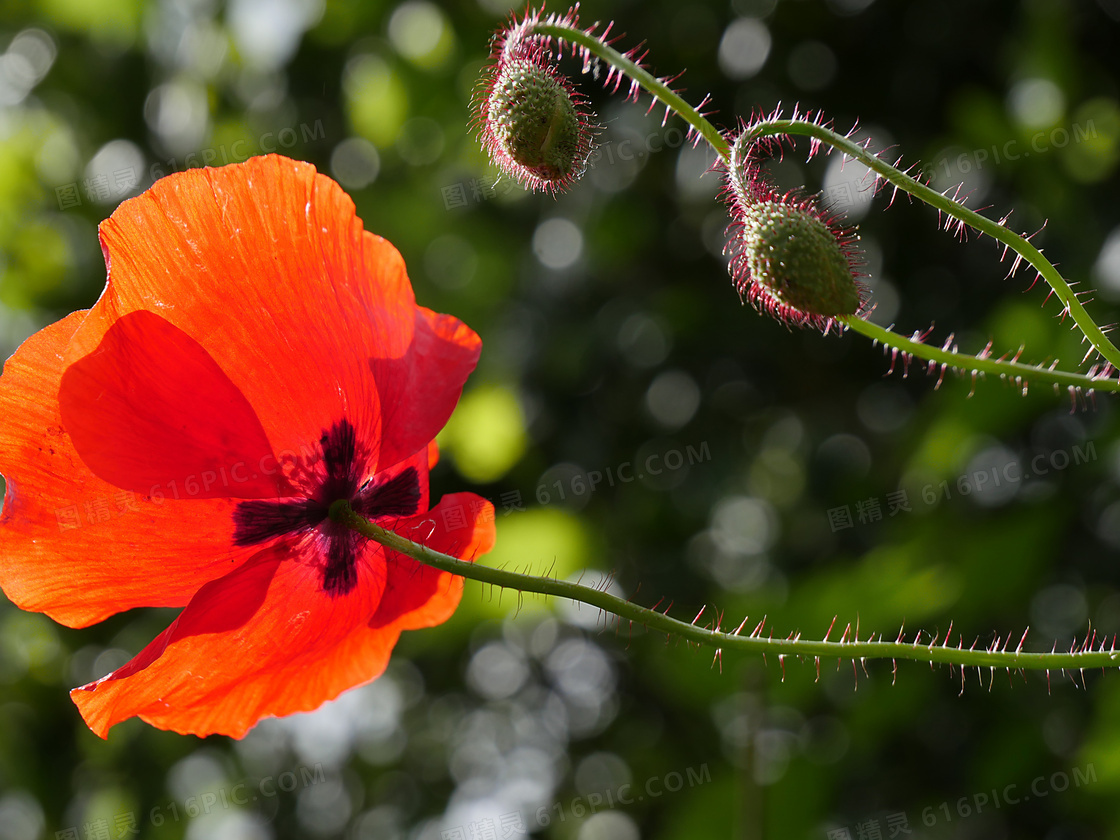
[0,154,495,738]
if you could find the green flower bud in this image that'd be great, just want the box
[725,145,865,331]
[487,60,587,185]
[741,201,863,318]
[476,28,595,194]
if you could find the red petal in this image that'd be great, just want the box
[74,155,481,479]
[59,309,286,499]
[369,308,482,473]
[0,313,261,627]
[71,493,495,738]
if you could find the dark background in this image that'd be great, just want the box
[2,0,1120,838]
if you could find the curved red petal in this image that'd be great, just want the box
[59,309,286,499]
[70,492,494,739]
[72,538,390,739]
[370,308,482,473]
[0,313,261,628]
[75,155,481,476]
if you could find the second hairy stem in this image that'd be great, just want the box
[743,118,1120,376]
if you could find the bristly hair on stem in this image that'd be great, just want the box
[530,5,717,144]
[334,500,1120,683]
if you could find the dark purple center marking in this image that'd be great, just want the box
[233,418,420,597]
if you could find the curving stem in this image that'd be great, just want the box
[741,118,1120,376]
[331,500,1120,676]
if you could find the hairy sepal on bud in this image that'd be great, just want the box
[743,201,862,317]
[488,58,586,183]
[475,11,595,194]
[724,139,865,332]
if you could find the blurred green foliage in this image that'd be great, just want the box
[2,0,1120,838]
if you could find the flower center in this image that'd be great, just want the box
[232,418,419,597]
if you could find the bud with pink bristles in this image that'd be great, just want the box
[474,9,596,194]
[723,131,866,332]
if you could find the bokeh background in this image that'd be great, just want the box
[2,0,1120,838]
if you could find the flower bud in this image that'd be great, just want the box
[725,154,864,331]
[476,32,595,193]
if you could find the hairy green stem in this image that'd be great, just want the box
[331,500,1119,674]
[529,21,730,160]
[742,119,1120,374]
[526,13,1120,389]
[842,315,1120,395]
